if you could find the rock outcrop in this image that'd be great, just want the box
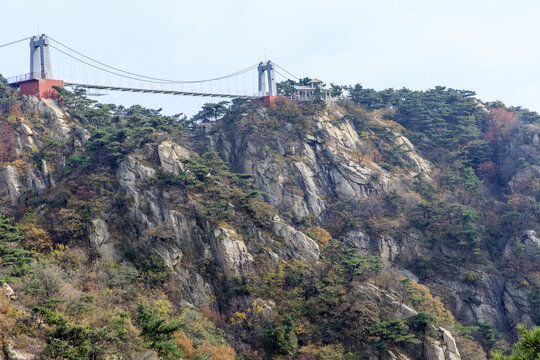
[197,110,429,221]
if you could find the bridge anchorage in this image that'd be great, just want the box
[6,34,296,105]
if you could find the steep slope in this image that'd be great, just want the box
[0,79,537,359]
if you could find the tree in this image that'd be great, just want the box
[0,74,17,112]
[330,83,343,97]
[277,79,297,97]
[298,77,312,86]
[136,303,183,359]
[263,314,298,355]
[365,320,420,350]
[347,84,384,109]
[192,101,229,123]
[491,324,540,360]
[312,85,326,107]
[460,140,493,169]
[407,312,435,333]
[0,213,31,281]
[32,307,91,360]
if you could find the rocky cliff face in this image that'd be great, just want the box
[196,106,430,222]
[195,103,538,344]
[0,94,537,359]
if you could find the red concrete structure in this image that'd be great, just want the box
[252,95,287,107]
[12,79,64,100]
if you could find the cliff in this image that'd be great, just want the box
[0,81,538,359]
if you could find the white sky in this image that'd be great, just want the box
[1,0,540,116]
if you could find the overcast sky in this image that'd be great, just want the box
[2,0,540,115]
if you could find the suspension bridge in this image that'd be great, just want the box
[1,34,300,101]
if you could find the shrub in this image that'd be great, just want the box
[263,314,298,355]
[365,319,420,350]
[136,303,183,359]
[0,214,31,282]
[407,312,435,333]
[491,324,540,360]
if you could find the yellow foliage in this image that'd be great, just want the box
[11,159,27,179]
[299,344,346,360]
[230,311,247,325]
[248,299,264,315]
[21,226,54,255]
[406,279,455,324]
[154,298,173,318]
[230,299,265,327]
[360,131,370,140]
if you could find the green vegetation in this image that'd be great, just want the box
[365,319,420,350]
[55,86,187,167]
[192,101,229,123]
[33,306,92,360]
[0,214,31,282]
[234,239,383,355]
[159,151,276,225]
[136,303,184,359]
[491,325,540,360]
[0,74,17,113]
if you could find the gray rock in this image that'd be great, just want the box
[440,327,461,360]
[2,282,15,299]
[88,218,115,262]
[423,340,446,360]
[210,226,253,277]
[271,216,320,263]
[504,230,540,259]
[502,280,534,328]
[158,140,191,175]
[4,341,36,360]
[19,122,33,136]
[2,165,21,205]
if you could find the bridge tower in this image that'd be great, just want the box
[10,34,63,100]
[258,61,277,97]
[30,34,53,79]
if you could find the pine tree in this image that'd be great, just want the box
[136,303,184,359]
[0,213,31,281]
[491,324,540,360]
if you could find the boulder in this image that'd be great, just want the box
[2,282,15,300]
[158,140,191,175]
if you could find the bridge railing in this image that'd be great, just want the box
[7,73,37,84]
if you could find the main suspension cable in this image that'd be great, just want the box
[275,69,294,80]
[49,36,258,84]
[0,37,31,49]
[51,44,258,86]
[274,63,299,81]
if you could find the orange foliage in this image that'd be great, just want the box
[0,122,17,163]
[201,306,225,326]
[175,331,196,358]
[196,343,236,360]
[477,161,498,179]
[484,108,517,143]
[307,226,332,248]
[407,280,455,325]
[8,104,22,118]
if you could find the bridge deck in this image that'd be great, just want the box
[64,82,254,99]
